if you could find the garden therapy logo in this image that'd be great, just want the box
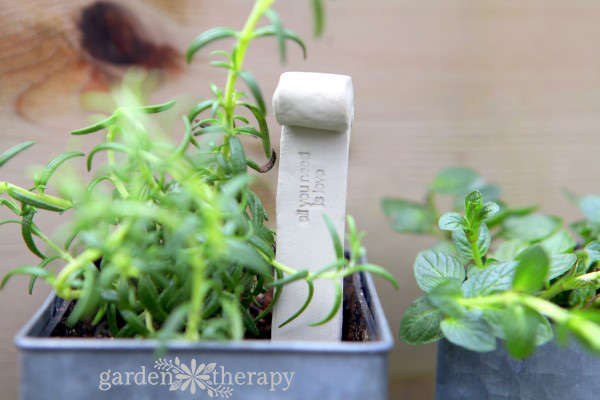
[99,357,295,397]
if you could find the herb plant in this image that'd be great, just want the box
[386,167,600,358]
[0,0,396,341]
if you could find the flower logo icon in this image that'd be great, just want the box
[154,357,233,398]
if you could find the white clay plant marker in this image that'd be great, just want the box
[271,72,354,341]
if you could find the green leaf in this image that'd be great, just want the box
[36,151,84,188]
[225,239,269,276]
[427,279,466,318]
[482,307,554,346]
[21,207,44,259]
[452,224,491,260]
[580,196,600,223]
[503,215,561,241]
[493,240,529,261]
[239,70,267,115]
[462,261,518,297]
[7,188,67,212]
[253,26,307,59]
[0,141,34,168]
[413,250,465,293]
[1,266,51,289]
[486,205,538,228]
[70,113,118,135]
[430,167,484,195]
[382,198,434,234]
[187,100,214,123]
[119,309,150,336]
[278,280,314,328]
[310,281,342,326]
[239,102,271,159]
[539,229,576,255]
[465,191,483,223]
[440,316,497,352]
[138,99,176,114]
[501,306,543,358]
[138,275,168,322]
[87,143,130,171]
[484,308,553,347]
[311,0,325,36]
[29,256,60,294]
[399,296,443,345]
[228,137,247,174]
[323,214,344,261]
[548,254,578,280]
[512,246,549,293]
[265,10,287,63]
[341,263,400,290]
[438,212,466,231]
[569,287,597,307]
[585,241,600,262]
[266,270,309,288]
[186,27,238,63]
[479,201,500,221]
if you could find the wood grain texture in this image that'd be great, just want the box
[4,0,600,398]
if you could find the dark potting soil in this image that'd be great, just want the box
[50,275,372,342]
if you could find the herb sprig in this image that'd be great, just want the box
[1,0,397,340]
[388,167,600,358]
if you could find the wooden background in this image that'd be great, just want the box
[3,0,600,398]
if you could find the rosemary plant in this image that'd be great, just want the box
[0,0,397,340]
[386,167,600,358]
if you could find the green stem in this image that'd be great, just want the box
[186,249,207,340]
[469,237,484,268]
[223,0,276,130]
[106,126,129,199]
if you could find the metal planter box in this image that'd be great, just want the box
[436,338,600,400]
[16,272,392,400]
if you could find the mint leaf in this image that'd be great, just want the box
[428,279,467,318]
[382,198,434,234]
[465,191,483,224]
[501,305,542,359]
[438,212,466,231]
[548,254,578,280]
[483,308,553,347]
[479,201,500,221]
[503,215,561,241]
[580,196,600,223]
[493,239,529,261]
[539,229,576,255]
[452,224,491,261]
[440,316,496,352]
[512,246,549,293]
[585,241,600,262]
[430,167,484,195]
[462,261,518,297]
[399,297,443,345]
[569,287,596,307]
[413,250,465,293]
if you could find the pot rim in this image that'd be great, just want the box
[15,272,393,354]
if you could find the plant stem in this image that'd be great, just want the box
[470,237,484,268]
[223,0,276,130]
[186,250,206,340]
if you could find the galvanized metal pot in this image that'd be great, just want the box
[436,338,600,400]
[16,272,392,400]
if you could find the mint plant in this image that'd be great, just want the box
[0,0,396,341]
[386,167,600,358]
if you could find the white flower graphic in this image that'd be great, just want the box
[154,357,233,398]
[174,359,209,394]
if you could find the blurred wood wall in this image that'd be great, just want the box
[3,0,600,398]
